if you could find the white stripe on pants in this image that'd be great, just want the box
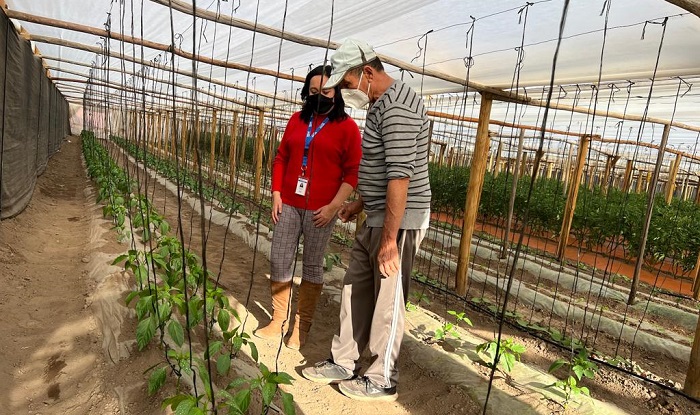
[330,223,426,388]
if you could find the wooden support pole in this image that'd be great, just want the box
[601,155,620,195]
[239,125,248,167]
[665,153,682,204]
[228,113,239,188]
[519,152,528,178]
[456,93,493,297]
[684,311,700,397]
[546,162,554,179]
[628,124,672,305]
[494,141,503,177]
[562,145,574,194]
[181,111,188,161]
[502,128,526,258]
[267,127,278,173]
[254,111,265,201]
[438,143,447,167]
[623,160,634,192]
[209,109,218,178]
[557,135,592,260]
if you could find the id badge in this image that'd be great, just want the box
[295,177,309,196]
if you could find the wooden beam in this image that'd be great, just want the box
[628,124,672,304]
[43,54,296,106]
[456,93,493,297]
[557,135,592,260]
[666,0,700,18]
[7,10,302,83]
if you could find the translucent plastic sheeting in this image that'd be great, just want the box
[7,0,700,143]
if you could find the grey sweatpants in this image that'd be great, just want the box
[331,222,426,389]
[270,203,336,284]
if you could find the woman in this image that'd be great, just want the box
[255,65,362,350]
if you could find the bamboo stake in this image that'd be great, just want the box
[557,135,592,260]
[456,93,493,297]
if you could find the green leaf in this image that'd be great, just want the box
[262,382,277,407]
[148,366,167,395]
[136,315,157,350]
[125,290,140,306]
[206,341,223,359]
[216,353,231,375]
[280,390,296,415]
[168,319,185,347]
[226,377,248,391]
[162,394,190,410]
[248,341,259,363]
[548,359,568,374]
[579,386,590,396]
[112,254,129,265]
[572,365,585,381]
[218,308,230,332]
[511,343,527,354]
[271,372,294,385]
[174,399,194,415]
[135,295,153,320]
[233,389,251,413]
[502,353,515,373]
[158,302,172,322]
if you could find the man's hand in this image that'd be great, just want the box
[337,200,363,223]
[271,191,283,224]
[313,204,338,227]
[378,239,400,278]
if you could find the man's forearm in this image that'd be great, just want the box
[381,178,409,243]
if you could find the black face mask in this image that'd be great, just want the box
[305,93,334,115]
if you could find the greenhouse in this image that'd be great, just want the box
[1,0,700,414]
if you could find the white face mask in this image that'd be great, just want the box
[341,72,371,109]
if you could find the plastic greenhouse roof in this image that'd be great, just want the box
[6,0,700,146]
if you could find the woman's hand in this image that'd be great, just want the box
[313,204,339,228]
[337,200,363,223]
[271,191,283,224]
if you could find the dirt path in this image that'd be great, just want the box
[0,137,162,414]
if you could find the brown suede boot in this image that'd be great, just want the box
[254,280,292,340]
[285,280,323,350]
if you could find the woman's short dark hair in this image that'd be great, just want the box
[299,65,348,124]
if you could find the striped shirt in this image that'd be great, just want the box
[358,80,431,230]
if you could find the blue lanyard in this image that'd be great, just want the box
[302,114,329,172]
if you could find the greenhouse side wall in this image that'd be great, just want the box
[0,8,70,220]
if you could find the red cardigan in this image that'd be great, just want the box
[272,112,362,211]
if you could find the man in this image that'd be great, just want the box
[301,38,431,402]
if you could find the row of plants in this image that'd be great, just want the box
[82,130,296,415]
[429,163,700,274]
[406,296,599,409]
